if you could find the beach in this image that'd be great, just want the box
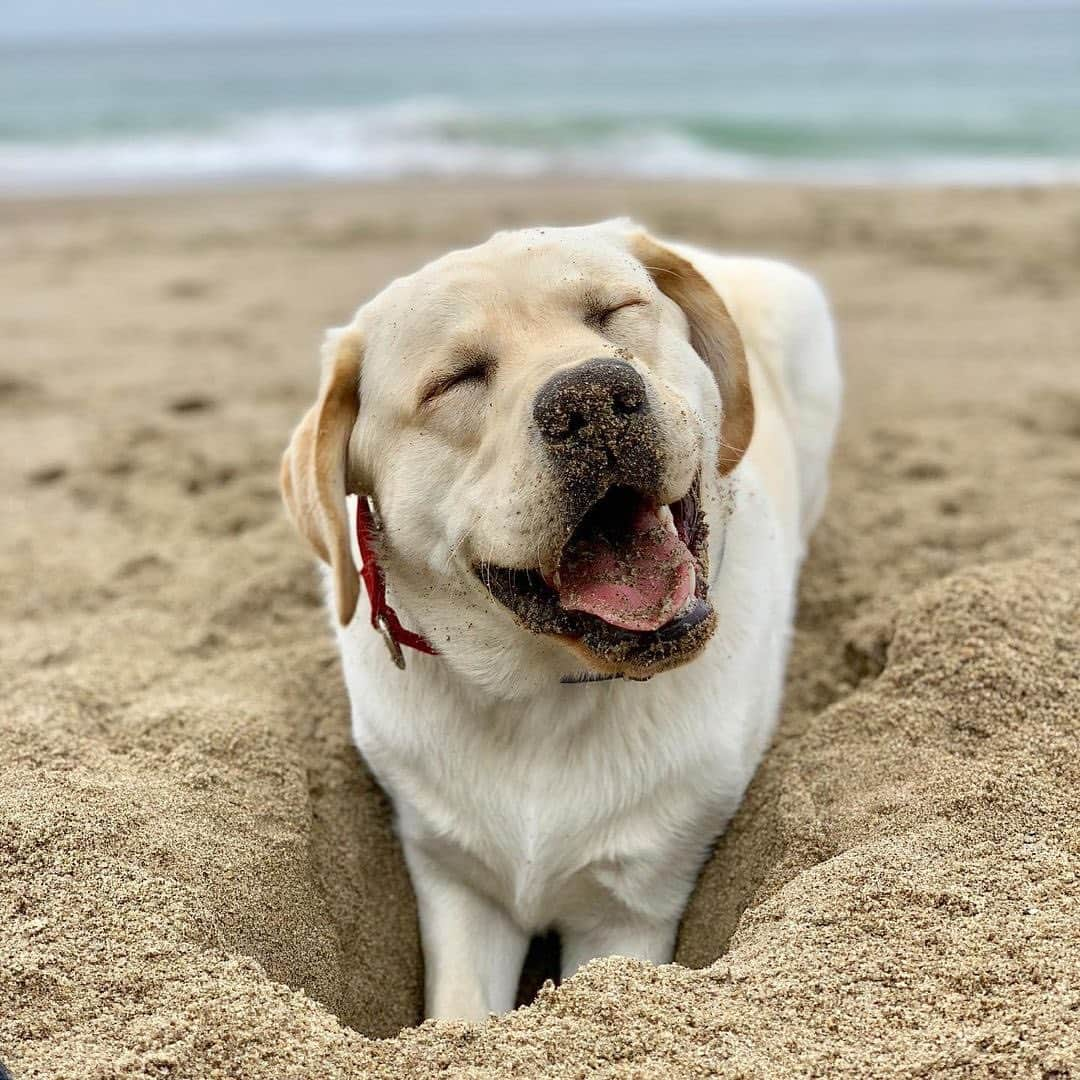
[2,178,1079,1077]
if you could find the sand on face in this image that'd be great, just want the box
[1,180,1078,1078]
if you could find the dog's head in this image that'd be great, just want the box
[282,222,753,696]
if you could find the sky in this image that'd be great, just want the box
[0,0,1047,43]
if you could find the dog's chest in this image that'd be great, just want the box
[453,769,680,925]
[355,686,744,932]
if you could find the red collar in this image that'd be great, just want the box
[355,496,438,669]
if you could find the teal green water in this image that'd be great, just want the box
[2,5,1077,190]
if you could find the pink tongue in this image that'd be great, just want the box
[555,504,695,632]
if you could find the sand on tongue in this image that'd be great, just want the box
[555,503,695,631]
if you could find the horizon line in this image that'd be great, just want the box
[0,0,1071,49]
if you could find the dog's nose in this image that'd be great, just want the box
[533,358,647,444]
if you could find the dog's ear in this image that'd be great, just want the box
[281,327,363,625]
[629,231,754,474]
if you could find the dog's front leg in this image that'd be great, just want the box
[560,916,679,982]
[404,843,530,1021]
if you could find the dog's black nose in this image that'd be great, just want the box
[533,358,647,444]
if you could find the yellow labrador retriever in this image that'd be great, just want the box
[281,220,841,1020]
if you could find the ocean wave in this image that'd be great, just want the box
[2,100,1079,194]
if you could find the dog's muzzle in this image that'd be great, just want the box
[468,359,718,680]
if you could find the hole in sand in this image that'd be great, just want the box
[169,393,217,414]
[275,535,870,1037]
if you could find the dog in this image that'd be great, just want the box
[281,220,841,1021]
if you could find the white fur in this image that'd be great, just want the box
[329,241,840,1020]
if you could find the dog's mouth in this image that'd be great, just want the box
[476,479,717,679]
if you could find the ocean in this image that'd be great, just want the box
[2,4,1078,194]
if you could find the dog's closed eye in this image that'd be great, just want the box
[584,297,648,331]
[420,354,494,405]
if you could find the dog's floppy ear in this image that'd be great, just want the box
[280,327,362,626]
[629,231,754,474]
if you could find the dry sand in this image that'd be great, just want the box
[1,180,1078,1078]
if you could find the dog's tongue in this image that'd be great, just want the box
[555,503,695,632]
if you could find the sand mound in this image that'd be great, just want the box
[2,182,1079,1077]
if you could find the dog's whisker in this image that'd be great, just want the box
[640,263,686,280]
[444,508,488,572]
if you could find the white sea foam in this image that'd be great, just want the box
[3,100,1079,195]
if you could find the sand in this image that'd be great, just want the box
[1,179,1078,1079]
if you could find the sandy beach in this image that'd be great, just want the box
[2,179,1078,1077]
